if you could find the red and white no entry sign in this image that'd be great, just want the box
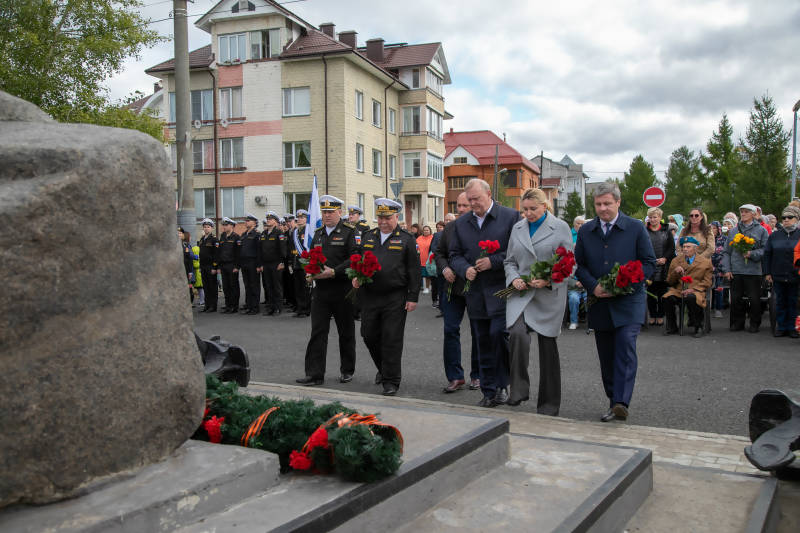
[642,186,666,208]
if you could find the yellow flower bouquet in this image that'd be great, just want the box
[729,233,756,263]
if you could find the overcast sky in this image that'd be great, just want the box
[111,0,800,182]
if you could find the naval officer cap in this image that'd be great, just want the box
[375,198,402,216]
[284,213,295,221]
[264,210,280,221]
[245,213,259,222]
[201,218,214,227]
[319,195,343,211]
[295,209,309,217]
[348,205,363,215]
[221,216,236,226]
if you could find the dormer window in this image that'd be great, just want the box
[219,33,246,63]
[250,29,281,59]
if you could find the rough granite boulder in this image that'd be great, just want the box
[0,91,205,508]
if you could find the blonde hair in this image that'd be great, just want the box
[647,207,663,218]
[521,188,552,212]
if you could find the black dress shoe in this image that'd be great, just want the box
[693,327,704,338]
[601,403,629,422]
[339,374,353,383]
[294,312,309,318]
[774,330,787,337]
[374,372,383,385]
[382,383,399,396]
[198,307,207,313]
[790,331,799,339]
[295,376,323,386]
[246,309,258,315]
[206,307,216,313]
[477,396,496,408]
[443,379,465,393]
[748,325,760,333]
[663,328,679,336]
[273,309,281,316]
[491,387,509,406]
[730,325,744,331]
[507,396,528,407]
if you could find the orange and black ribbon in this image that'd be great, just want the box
[240,406,280,447]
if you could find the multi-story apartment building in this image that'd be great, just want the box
[530,155,589,218]
[143,0,451,232]
[443,130,540,213]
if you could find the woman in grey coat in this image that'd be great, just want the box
[503,188,574,414]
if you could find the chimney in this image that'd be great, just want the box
[366,38,384,62]
[450,127,454,134]
[154,82,161,93]
[338,30,357,49]
[319,22,335,38]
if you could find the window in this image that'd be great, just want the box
[502,169,518,188]
[285,192,311,214]
[372,99,381,127]
[192,140,215,171]
[355,90,363,120]
[221,187,245,218]
[404,152,421,177]
[427,153,443,181]
[433,197,442,221]
[453,156,468,164]
[388,108,396,134]
[427,107,443,140]
[219,87,242,120]
[249,29,281,59]
[402,106,421,134]
[218,33,247,63]
[447,201,457,214]
[372,149,381,176]
[426,68,443,96]
[357,193,365,211]
[282,87,310,116]
[411,68,420,88]
[191,89,214,122]
[389,155,396,179]
[356,143,364,172]
[284,141,311,169]
[449,176,469,189]
[220,138,244,169]
[194,188,216,218]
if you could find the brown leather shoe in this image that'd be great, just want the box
[469,378,480,390]
[443,379,465,393]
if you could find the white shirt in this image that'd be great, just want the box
[325,225,336,236]
[474,201,494,229]
[602,213,620,234]
[380,231,393,244]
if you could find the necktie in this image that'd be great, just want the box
[604,222,611,235]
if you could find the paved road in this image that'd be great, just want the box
[193,290,800,437]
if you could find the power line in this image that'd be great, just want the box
[142,0,308,26]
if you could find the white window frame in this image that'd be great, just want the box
[191,89,214,122]
[404,152,421,178]
[411,68,420,88]
[388,108,396,134]
[194,188,217,219]
[453,156,468,164]
[220,138,244,169]
[249,28,281,59]
[389,155,396,180]
[356,143,364,172]
[372,99,381,128]
[427,152,443,181]
[219,87,242,120]
[221,187,245,218]
[282,87,310,116]
[372,149,382,176]
[355,90,363,120]
[357,192,365,211]
[426,68,443,96]
[284,141,311,170]
[403,106,421,134]
[427,107,443,140]
[218,33,247,64]
[192,139,215,172]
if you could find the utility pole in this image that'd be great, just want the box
[792,99,799,200]
[174,0,194,230]
[493,144,499,201]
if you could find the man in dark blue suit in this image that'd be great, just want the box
[575,181,656,422]
[450,179,519,407]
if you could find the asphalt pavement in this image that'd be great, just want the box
[192,289,800,437]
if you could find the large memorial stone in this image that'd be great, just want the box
[0,91,205,508]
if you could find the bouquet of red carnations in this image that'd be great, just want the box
[461,239,501,295]
[300,245,327,285]
[680,275,693,285]
[346,251,381,300]
[588,260,645,305]
[494,246,575,299]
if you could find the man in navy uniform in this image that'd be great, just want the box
[218,217,241,313]
[575,181,656,422]
[239,213,261,315]
[296,196,358,385]
[258,211,287,316]
[197,218,219,313]
[348,205,370,233]
[290,209,312,317]
[353,198,420,396]
[282,213,297,311]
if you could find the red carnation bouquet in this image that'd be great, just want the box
[680,275,693,285]
[346,251,381,300]
[462,239,501,295]
[494,246,575,299]
[300,245,327,285]
[589,260,645,305]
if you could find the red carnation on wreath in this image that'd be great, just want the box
[464,240,501,294]
[202,415,225,444]
[346,251,382,300]
[289,450,313,471]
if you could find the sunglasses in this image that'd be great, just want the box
[782,216,796,220]
[689,213,702,218]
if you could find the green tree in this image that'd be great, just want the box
[584,190,596,219]
[619,155,656,218]
[562,191,584,224]
[662,146,701,216]
[0,0,162,112]
[700,114,741,217]
[57,103,165,142]
[738,94,791,215]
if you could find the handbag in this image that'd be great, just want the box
[425,254,437,277]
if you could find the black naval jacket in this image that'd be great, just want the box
[359,227,421,303]
[290,225,311,269]
[355,221,370,234]
[310,220,358,289]
[218,231,241,267]
[259,227,287,266]
[197,233,219,268]
[239,228,260,260]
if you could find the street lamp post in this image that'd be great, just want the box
[792,99,800,200]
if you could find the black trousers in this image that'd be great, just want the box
[731,274,762,328]
[261,263,283,312]
[508,315,560,415]
[664,294,703,330]
[240,257,260,312]
[200,265,218,310]
[220,263,240,310]
[283,265,295,308]
[362,290,408,386]
[304,283,356,378]
[647,281,668,318]
[293,269,311,314]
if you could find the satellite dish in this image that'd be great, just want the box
[220,118,229,128]
[192,119,202,129]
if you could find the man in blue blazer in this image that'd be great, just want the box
[449,179,520,407]
[575,181,656,422]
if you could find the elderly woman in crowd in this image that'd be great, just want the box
[503,188,573,414]
[571,216,585,243]
[679,207,715,259]
[645,207,675,326]
[663,236,713,338]
[765,206,800,337]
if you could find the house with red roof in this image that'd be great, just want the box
[444,130,541,212]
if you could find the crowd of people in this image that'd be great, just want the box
[183,178,800,422]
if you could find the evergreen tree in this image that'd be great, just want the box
[562,191,584,224]
[738,94,791,215]
[584,190,596,219]
[619,155,656,218]
[700,114,741,217]
[662,146,701,216]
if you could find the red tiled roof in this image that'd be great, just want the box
[125,94,149,113]
[360,42,441,70]
[541,178,561,188]
[145,45,213,74]
[444,131,540,174]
